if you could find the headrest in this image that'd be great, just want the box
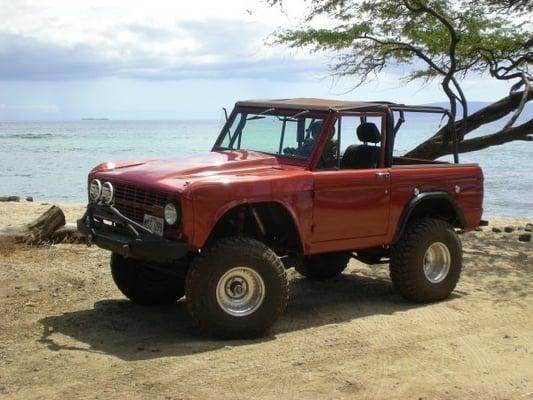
[357,122,381,144]
[307,121,323,138]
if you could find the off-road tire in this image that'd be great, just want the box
[295,252,351,280]
[390,218,462,302]
[110,253,185,305]
[185,237,288,339]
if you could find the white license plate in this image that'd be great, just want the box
[143,214,164,236]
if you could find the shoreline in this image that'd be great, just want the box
[0,199,531,227]
[0,201,86,227]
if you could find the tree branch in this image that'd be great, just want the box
[406,119,533,159]
[358,34,447,75]
[503,73,530,130]
[405,90,533,159]
[451,76,468,140]
[403,0,460,142]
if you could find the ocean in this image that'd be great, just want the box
[0,119,532,218]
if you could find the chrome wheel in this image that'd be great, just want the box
[423,242,451,284]
[216,267,265,317]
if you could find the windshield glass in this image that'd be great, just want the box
[215,111,327,159]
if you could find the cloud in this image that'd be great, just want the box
[0,30,323,81]
[0,103,59,112]
[0,33,110,80]
[0,1,324,81]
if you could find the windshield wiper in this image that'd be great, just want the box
[290,110,309,118]
[275,110,310,122]
[246,108,276,121]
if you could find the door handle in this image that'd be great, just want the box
[375,172,390,178]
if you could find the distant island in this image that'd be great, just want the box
[81,118,109,121]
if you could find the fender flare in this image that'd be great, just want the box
[393,191,466,243]
[197,199,306,252]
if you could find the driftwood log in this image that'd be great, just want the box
[0,205,67,244]
[49,223,83,243]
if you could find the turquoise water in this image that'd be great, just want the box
[0,119,531,218]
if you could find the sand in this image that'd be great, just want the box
[0,202,532,399]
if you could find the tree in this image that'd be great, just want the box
[268,0,532,159]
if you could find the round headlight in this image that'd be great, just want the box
[101,182,114,204]
[164,203,180,225]
[89,179,102,202]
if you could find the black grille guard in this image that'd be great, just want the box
[77,202,189,263]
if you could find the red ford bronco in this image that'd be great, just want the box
[78,98,484,339]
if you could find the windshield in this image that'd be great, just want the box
[215,111,327,159]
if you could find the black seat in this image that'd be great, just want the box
[340,122,381,169]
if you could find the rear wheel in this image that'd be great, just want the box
[186,237,288,339]
[295,252,351,280]
[390,218,462,302]
[110,253,185,305]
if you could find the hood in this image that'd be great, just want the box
[91,150,305,192]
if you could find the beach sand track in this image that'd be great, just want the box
[0,202,532,399]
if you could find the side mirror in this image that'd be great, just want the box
[222,107,228,121]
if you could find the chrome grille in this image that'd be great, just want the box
[113,183,170,224]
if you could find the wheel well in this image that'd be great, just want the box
[411,199,462,225]
[394,196,465,243]
[207,202,302,256]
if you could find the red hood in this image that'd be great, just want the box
[91,150,307,192]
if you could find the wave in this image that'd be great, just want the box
[0,133,56,139]
[0,173,32,177]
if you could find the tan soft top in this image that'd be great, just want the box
[236,98,449,114]
[235,97,388,111]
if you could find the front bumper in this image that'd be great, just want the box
[77,203,189,263]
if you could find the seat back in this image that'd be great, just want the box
[340,122,381,169]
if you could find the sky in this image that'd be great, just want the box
[0,0,518,120]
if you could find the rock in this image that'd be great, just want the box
[0,196,20,202]
[479,219,489,226]
[525,223,533,232]
[25,196,34,202]
[292,361,304,366]
[504,226,515,233]
[518,233,531,242]
[26,287,41,293]
[492,227,502,233]
[475,227,483,232]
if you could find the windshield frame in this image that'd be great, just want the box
[212,106,332,166]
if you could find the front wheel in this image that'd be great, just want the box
[186,237,288,339]
[110,253,186,305]
[390,218,462,302]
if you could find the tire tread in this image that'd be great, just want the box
[390,218,462,302]
[185,237,288,339]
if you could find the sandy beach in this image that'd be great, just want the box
[0,201,532,399]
